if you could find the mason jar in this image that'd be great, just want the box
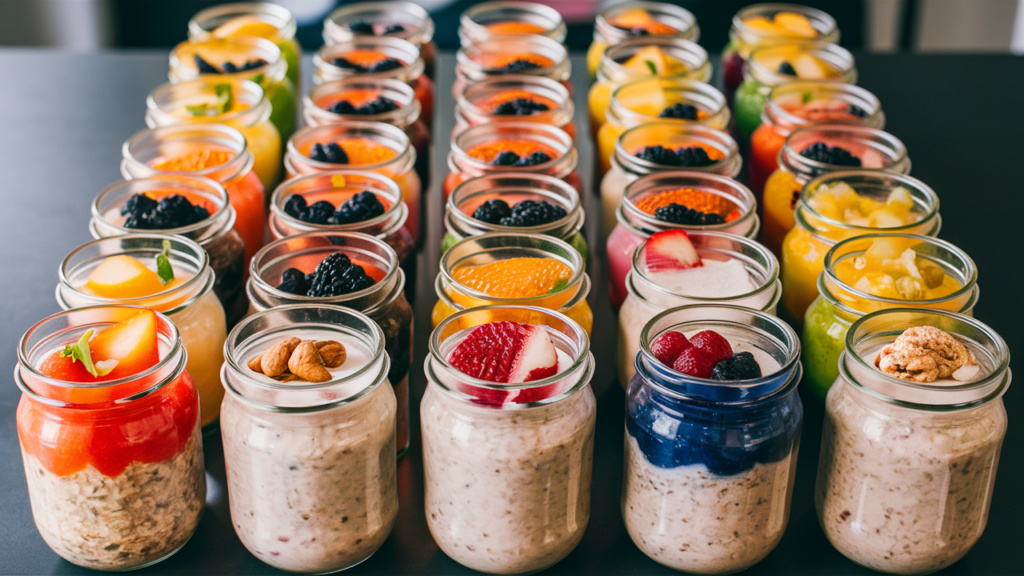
[816,309,1009,574]
[803,233,979,398]
[458,1,567,46]
[586,1,699,78]
[454,33,571,99]
[56,234,227,431]
[618,232,781,386]
[624,305,802,574]
[16,305,204,571]
[221,304,397,573]
[323,1,438,79]
[247,231,413,457]
[455,74,576,140]
[422,305,595,574]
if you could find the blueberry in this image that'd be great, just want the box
[193,54,220,74]
[333,190,385,224]
[472,199,512,224]
[283,194,308,220]
[515,151,552,167]
[498,200,567,227]
[492,151,521,166]
[659,103,699,120]
[277,268,310,295]
[711,352,763,381]
[307,253,376,297]
[310,142,349,164]
[777,61,796,75]
[492,98,550,116]
[799,142,862,166]
[502,59,542,72]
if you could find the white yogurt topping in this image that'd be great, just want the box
[648,258,757,298]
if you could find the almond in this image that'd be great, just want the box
[315,340,347,368]
[247,354,264,373]
[288,341,332,383]
[261,337,300,377]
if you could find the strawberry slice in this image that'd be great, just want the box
[448,321,560,405]
[673,346,715,378]
[689,330,733,365]
[650,331,692,367]
[643,229,702,273]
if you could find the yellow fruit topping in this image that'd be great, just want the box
[213,16,280,40]
[754,45,836,79]
[808,182,922,228]
[743,12,819,38]
[453,257,572,298]
[83,255,170,299]
[621,46,689,76]
[835,242,961,302]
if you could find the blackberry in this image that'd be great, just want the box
[194,54,220,74]
[304,201,336,225]
[383,24,406,34]
[369,58,403,72]
[676,146,714,167]
[659,103,699,120]
[222,59,266,73]
[711,352,762,381]
[799,142,862,166]
[493,151,521,166]
[121,193,209,229]
[310,142,349,164]
[502,59,542,72]
[333,191,385,224]
[635,145,715,167]
[332,57,364,70]
[654,203,725,225]
[777,61,796,75]
[499,200,567,227]
[472,199,512,224]
[283,194,308,219]
[328,100,358,114]
[121,193,159,228]
[848,104,868,118]
[493,98,550,116]
[307,253,376,297]
[515,151,551,166]
[359,96,399,114]
[348,21,375,34]
[635,145,680,165]
[277,268,310,295]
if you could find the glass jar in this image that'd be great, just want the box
[187,2,301,90]
[247,231,413,457]
[313,36,435,126]
[221,304,397,573]
[598,78,729,176]
[625,305,802,574]
[458,1,567,47]
[601,122,741,237]
[56,235,227,431]
[304,77,430,190]
[422,305,595,574]
[618,232,781,386]
[749,81,883,201]
[454,33,571,100]
[432,233,593,335]
[781,170,940,321]
[586,1,699,78]
[16,306,204,571]
[763,125,910,255]
[443,121,579,201]
[588,36,711,135]
[284,122,422,244]
[88,176,248,327]
[146,78,282,193]
[455,74,576,141]
[608,172,759,310]
[444,173,587,261]
[323,1,438,79]
[121,124,266,266]
[268,170,415,303]
[803,233,979,398]
[169,35,296,141]
[816,309,1009,574]
[734,42,856,140]
[722,4,839,102]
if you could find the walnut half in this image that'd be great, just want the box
[874,326,977,383]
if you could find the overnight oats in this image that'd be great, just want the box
[722,5,839,102]
[247,231,413,457]
[586,2,699,78]
[284,122,422,243]
[816,310,1009,574]
[624,305,802,574]
[781,170,939,321]
[458,1,567,47]
[763,124,910,255]
[601,122,740,236]
[146,78,282,191]
[618,230,781,386]
[803,234,978,398]
[588,36,710,136]
[734,42,856,140]
[121,124,266,267]
[268,170,415,302]
[221,304,397,573]
[188,2,302,89]
[313,36,435,125]
[170,34,296,141]
[89,176,248,326]
[323,1,438,78]
[607,171,758,310]
[455,75,576,140]
[16,306,204,570]
[597,78,729,176]
[443,122,580,201]
[422,306,596,574]
[444,173,587,260]
[433,233,593,335]
[749,82,884,203]
[56,235,227,430]
[454,34,571,100]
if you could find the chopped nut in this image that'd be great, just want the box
[875,326,977,383]
[288,341,332,383]
[261,337,301,377]
[314,340,347,368]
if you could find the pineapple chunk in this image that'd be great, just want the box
[896,276,926,300]
[858,197,884,215]
[882,248,922,279]
[624,46,669,75]
[869,207,906,228]
[886,186,914,210]
[791,54,827,79]
[829,182,860,212]
[864,236,914,267]
[853,272,899,299]
[808,189,840,219]
[774,12,819,38]
[622,78,668,116]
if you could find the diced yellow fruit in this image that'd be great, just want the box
[213,16,279,40]
[829,182,860,212]
[853,271,900,299]
[85,255,166,299]
[743,16,779,33]
[792,54,827,79]
[624,46,669,75]
[864,236,914,266]
[881,248,922,279]
[886,186,914,210]
[808,191,840,219]
[896,276,926,299]
[858,197,884,214]
[774,12,818,38]
[869,207,907,228]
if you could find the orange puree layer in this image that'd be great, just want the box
[309,138,398,165]
[152,149,233,171]
[479,53,554,69]
[466,139,559,163]
[479,90,557,112]
[485,22,548,34]
[338,50,406,68]
[636,188,740,220]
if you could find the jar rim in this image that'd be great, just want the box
[188,2,297,40]
[170,35,285,80]
[731,4,839,47]
[599,36,710,82]
[594,1,699,45]
[459,1,568,45]
[609,78,728,128]
[621,170,758,234]
[304,76,421,127]
[457,74,572,121]
[747,41,856,86]
[763,81,884,133]
[323,1,435,46]
[313,35,425,82]
[147,78,271,127]
[91,175,231,239]
[450,121,576,174]
[456,33,570,80]
[286,120,413,172]
[121,123,252,183]
[269,169,406,234]
[614,122,740,177]
[797,169,939,237]
[447,173,582,237]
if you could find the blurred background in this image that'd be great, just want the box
[2,0,1023,54]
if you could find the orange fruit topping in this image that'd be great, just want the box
[338,50,405,68]
[636,188,738,219]
[485,22,549,34]
[152,149,232,172]
[480,53,554,69]
[608,9,678,35]
[84,255,170,299]
[466,139,559,163]
[37,309,160,384]
[453,257,572,298]
[478,89,558,112]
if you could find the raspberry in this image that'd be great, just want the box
[672,347,715,378]
[650,331,692,367]
[689,330,733,364]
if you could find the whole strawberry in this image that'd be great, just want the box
[650,331,692,367]
[689,330,733,364]
[672,346,715,379]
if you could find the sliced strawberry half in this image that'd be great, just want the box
[650,331,692,367]
[643,229,702,273]
[448,321,560,405]
[689,330,733,365]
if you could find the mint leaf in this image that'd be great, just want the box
[156,239,174,285]
[644,60,657,74]
[547,279,568,294]
[59,330,116,378]
[802,91,813,104]
[185,83,234,117]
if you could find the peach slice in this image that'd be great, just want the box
[85,255,166,299]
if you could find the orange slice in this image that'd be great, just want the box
[453,257,572,298]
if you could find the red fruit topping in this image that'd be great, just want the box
[38,310,160,384]
[650,331,692,367]
[689,330,733,364]
[643,229,702,273]
[672,347,715,379]
[448,321,558,384]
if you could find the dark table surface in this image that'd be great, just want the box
[0,49,1020,576]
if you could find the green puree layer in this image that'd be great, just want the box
[801,296,854,398]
